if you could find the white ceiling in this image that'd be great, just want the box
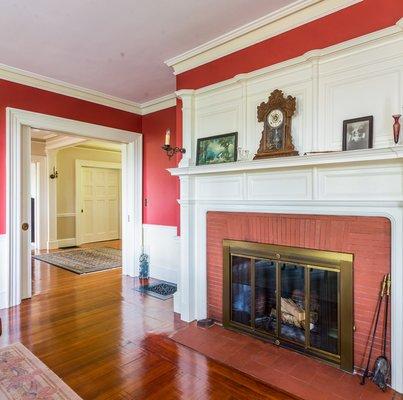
[31,129,121,151]
[0,0,295,103]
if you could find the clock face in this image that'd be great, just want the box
[267,109,284,128]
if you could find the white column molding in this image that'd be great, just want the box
[175,175,196,320]
[176,90,195,167]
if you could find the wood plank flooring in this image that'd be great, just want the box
[0,241,296,400]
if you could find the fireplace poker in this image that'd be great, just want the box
[372,273,391,391]
[360,274,387,385]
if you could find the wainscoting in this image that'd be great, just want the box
[143,224,180,284]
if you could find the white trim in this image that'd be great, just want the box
[31,155,48,251]
[45,136,88,151]
[57,238,76,248]
[142,224,180,284]
[169,146,403,176]
[6,108,142,309]
[0,63,142,114]
[0,62,178,115]
[75,160,122,245]
[141,93,177,115]
[57,213,76,218]
[165,0,363,74]
[174,18,403,96]
[47,150,58,249]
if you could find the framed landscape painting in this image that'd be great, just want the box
[196,132,238,165]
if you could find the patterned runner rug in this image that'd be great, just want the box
[33,247,121,274]
[0,342,82,399]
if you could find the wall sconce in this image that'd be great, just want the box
[49,166,58,179]
[161,129,186,160]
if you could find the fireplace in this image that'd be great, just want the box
[223,239,353,371]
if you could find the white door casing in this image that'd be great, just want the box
[31,155,48,251]
[6,108,142,309]
[20,125,32,300]
[76,161,121,245]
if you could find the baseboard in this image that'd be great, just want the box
[149,265,178,284]
[47,240,59,250]
[58,238,76,248]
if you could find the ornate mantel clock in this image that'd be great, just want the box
[254,89,298,159]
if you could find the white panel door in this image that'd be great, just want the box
[79,167,120,244]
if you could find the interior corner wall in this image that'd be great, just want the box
[142,106,180,283]
[176,0,402,90]
[0,79,142,235]
[142,106,179,227]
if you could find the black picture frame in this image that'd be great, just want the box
[196,132,238,166]
[342,116,373,151]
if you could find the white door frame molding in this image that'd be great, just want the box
[6,107,142,307]
[31,155,48,251]
[75,160,122,245]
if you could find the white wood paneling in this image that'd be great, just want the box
[318,163,403,200]
[196,175,243,200]
[177,20,403,167]
[247,170,312,200]
[143,224,179,284]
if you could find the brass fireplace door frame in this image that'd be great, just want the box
[223,240,354,372]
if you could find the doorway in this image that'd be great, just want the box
[6,108,142,308]
[76,161,121,245]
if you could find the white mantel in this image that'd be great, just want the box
[169,21,403,392]
[169,146,403,176]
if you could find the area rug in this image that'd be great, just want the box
[33,247,121,274]
[0,342,82,399]
[136,281,177,300]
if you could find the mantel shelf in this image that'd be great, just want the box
[168,146,403,177]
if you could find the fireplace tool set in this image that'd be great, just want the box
[360,273,391,391]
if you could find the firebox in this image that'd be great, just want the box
[223,240,354,372]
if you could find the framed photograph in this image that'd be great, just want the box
[196,132,238,165]
[342,116,373,151]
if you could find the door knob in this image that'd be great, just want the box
[22,222,29,231]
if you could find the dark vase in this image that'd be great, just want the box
[393,114,401,145]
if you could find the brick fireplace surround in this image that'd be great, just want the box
[206,212,391,370]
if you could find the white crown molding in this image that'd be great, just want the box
[45,135,88,151]
[141,93,177,115]
[0,63,179,116]
[190,19,403,96]
[0,63,142,114]
[165,0,363,75]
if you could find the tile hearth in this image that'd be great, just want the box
[171,323,401,400]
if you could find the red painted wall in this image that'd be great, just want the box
[206,212,391,370]
[177,0,402,90]
[0,79,142,234]
[142,106,179,227]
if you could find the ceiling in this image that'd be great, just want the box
[31,129,121,151]
[0,0,295,103]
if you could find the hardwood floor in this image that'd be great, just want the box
[0,241,295,400]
